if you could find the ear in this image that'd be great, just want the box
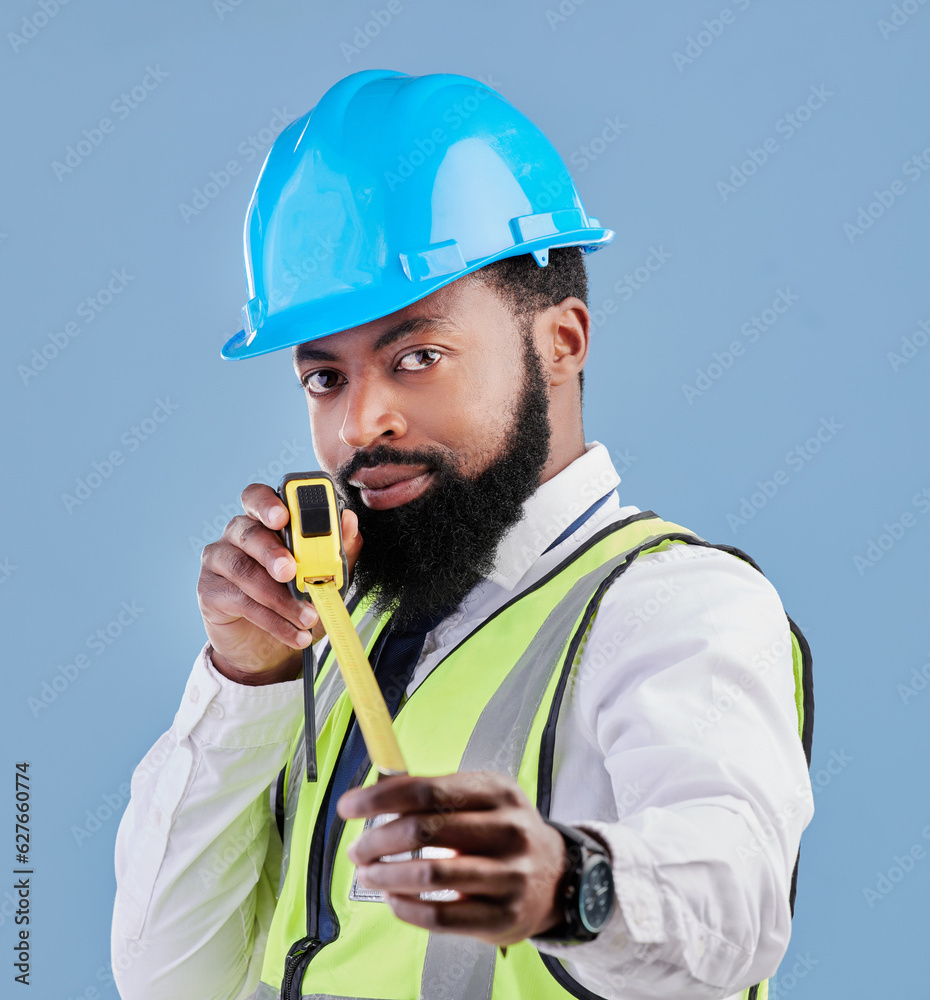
[535,297,589,387]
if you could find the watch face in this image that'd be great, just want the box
[579,858,614,933]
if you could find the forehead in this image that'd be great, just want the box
[291,277,515,364]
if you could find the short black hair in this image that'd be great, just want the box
[465,246,588,397]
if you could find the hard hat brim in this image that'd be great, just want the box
[221,227,615,361]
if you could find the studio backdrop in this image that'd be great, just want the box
[2,1,928,998]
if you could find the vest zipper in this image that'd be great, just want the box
[281,934,323,999]
[278,709,363,997]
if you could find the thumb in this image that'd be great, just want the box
[342,507,363,576]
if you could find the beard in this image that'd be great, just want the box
[334,333,552,629]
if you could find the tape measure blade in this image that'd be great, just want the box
[309,581,407,774]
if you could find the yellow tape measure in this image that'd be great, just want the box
[278,472,407,778]
[305,579,406,775]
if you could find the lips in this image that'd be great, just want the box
[348,465,435,510]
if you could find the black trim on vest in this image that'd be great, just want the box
[539,954,613,1000]
[534,526,814,1000]
[274,765,286,842]
[537,530,706,818]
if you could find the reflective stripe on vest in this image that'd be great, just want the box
[257,512,813,1000]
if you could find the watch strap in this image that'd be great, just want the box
[534,819,613,944]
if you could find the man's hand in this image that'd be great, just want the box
[197,482,363,685]
[337,772,567,946]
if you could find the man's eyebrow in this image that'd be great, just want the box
[293,316,454,364]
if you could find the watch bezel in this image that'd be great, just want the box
[578,855,614,934]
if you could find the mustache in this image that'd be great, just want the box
[336,444,460,489]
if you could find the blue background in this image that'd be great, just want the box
[2,1,928,997]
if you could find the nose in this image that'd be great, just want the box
[338,375,407,449]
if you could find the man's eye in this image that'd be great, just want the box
[302,370,343,394]
[397,349,441,371]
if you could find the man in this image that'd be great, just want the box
[112,70,813,1000]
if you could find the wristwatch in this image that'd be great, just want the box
[534,819,615,943]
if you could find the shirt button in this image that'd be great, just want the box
[207,702,224,720]
[153,809,162,826]
[189,685,200,703]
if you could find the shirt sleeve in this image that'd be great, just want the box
[534,543,814,1000]
[111,644,304,1000]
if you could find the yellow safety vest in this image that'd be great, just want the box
[256,512,813,1000]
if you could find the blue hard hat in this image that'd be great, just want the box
[222,69,615,360]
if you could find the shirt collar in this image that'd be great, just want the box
[486,441,622,591]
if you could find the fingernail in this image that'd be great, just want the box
[273,556,292,579]
[296,631,312,647]
[300,607,316,627]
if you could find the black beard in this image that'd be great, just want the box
[334,336,552,629]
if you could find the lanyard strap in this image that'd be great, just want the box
[542,489,617,555]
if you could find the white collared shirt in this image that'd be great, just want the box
[111,442,813,1000]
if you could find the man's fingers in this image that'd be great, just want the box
[341,507,362,566]
[199,569,314,649]
[381,894,517,940]
[241,482,290,531]
[349,809,534,865]
[355,855,525,899]
[225,512,297,584]
[199,549,315,643]
[338,772,527,822]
